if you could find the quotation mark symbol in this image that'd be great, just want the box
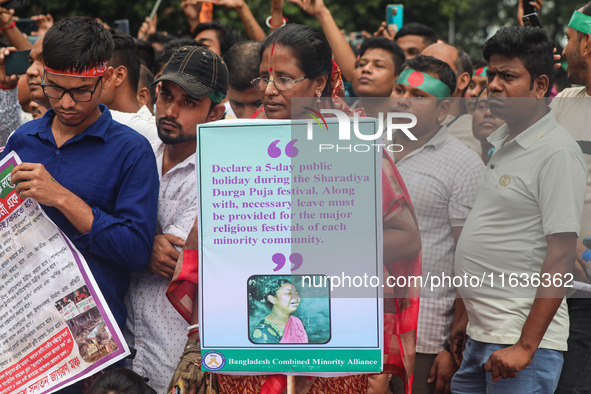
[272,252,303,272]
[267,139,299,158]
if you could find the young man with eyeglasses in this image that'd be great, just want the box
[0,16,159,365]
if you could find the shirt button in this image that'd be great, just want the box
[139,291,143,296]
[136,339,142,344]
[490,164,495,169]
[55,150,60,155]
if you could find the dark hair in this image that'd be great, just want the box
[403,55,457,95]
[264,279,292,307]
[110,30,140,93]
[146,32,177,47]
[457,48,473,76]
[483,26,554,93]
[472,59,488,72]
[43,16,113,73]
[394,22,437,46]
[192,21,241,56]
[134,38,156,75]
[224,41,261,91]
[260,24,332,97]
[138,64,155,103]
[87,369,156,394]
[359,37,406,75]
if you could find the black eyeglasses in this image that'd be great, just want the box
[41,71,102,102]
[251,76,306,92]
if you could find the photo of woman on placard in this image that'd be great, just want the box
[251,278,308,343]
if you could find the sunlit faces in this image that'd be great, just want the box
[195,29,222,55]
[562,26,588,86]
[395,35,426,59]
[43,72,106,129]
[352,48,397,97]
[257,44,327,120]
[390,82,448,137]
[227,86,262,118]
[26,37,49,107]
[268,282,300,315]
[155,80,218,145]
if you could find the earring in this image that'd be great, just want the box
[315,90,321,104]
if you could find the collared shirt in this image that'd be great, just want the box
[455,109,587,351]
[1,105,159,329]
[395,126,484,354]
[551,87,591,239]
[125,140,197,393]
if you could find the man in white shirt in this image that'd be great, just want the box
[124,46,228,393]
[452,26,587,393]
[551,3,591,392]
[100,29,158,141]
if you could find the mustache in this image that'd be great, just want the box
[158,116,181,129]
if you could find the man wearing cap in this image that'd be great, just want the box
[0,16,158,337]
[124,46,227,393]
[451,26,586,393]
[551,3,591,392]
[389,55,484,394]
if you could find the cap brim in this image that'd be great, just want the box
[152,73,215,100]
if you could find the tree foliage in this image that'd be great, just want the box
[19,0,584,59]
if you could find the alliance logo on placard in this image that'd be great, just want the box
[202,351,226,371]
[304,109,418,153]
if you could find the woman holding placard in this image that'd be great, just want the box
[248,23,422,394]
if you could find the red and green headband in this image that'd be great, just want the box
[396,68,451,98]
[473,66,487,77]
[43,61,108,78]
[568,11,591,35]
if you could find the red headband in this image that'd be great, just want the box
[43,61,108,77]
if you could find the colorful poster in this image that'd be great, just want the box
[198,119,383,375]
[0,152,129,393]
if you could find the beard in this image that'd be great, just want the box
[157,116,197,145]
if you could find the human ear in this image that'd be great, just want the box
[267,294,277,305]
[313,75,329,96]
[207,103,226,122]
[534,75,549,98]
[137,87,152,109]
[457,72,471,92]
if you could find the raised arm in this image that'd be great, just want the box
[213,0,266,41]
[290,0,357,81]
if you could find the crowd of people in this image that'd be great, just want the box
[1,0,591,393]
